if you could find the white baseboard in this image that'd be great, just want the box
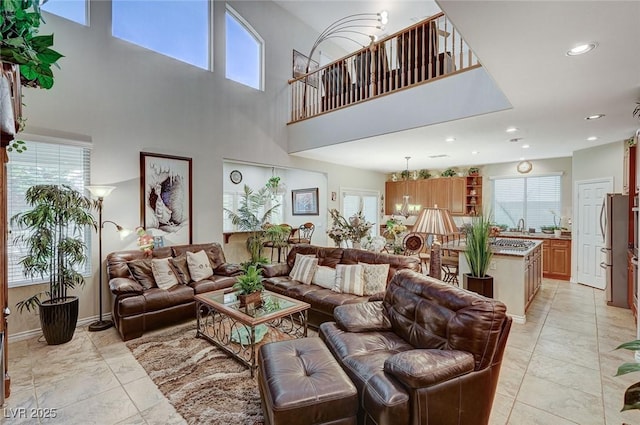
[7,314,105,343]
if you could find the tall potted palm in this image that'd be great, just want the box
[224,184,280,266]
[463,214,494,297]
[11,185,97,345]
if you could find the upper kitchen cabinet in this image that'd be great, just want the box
[385,177,472,216]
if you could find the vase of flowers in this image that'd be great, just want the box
[136,227,154,256]
[327,209,374,248]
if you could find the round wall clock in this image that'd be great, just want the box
[230,170,243,184]
[517,160,533,174]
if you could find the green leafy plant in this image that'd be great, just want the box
[224,184,279,266]
[441,168,456,177]
[234,264,264,295]
[418,169,431,179]
[464,214,493,277]
[11,184,97,312]
[400,169,410,180]
[468,167,480,176]
[615,340,640,411]
[1,0,64,89]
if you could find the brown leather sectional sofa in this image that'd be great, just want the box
[319,269,512,425]
[107,243,242,341]
[261,244,421,328]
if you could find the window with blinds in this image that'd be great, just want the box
[342,190,379,237]
[493,175,562,231]
[7,140,92,287]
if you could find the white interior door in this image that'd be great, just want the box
[575,178,613,288]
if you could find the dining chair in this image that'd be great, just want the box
[291,222,314,244]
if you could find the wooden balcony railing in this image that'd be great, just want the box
[288,12,481,123]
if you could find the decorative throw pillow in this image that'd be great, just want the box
[289,254,319,285]
[151,257,179,290]
[187,250,214,282]
[333,264,365,296]
[169,254,192,284]
[359,262,390,295]
[312,266,337,289]
[127,259,156,290]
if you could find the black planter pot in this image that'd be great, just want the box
[463,274,494,298]
[38,296,79,345]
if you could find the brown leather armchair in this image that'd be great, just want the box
[319,269,511,425]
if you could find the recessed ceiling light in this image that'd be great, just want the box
[519,157,525,161]
[445,137,456,142]
[587,136,598,141]
[509,137,523,143]
[566,42,598,56]
[471,151,478,155]
[506,127,519,133]
[585,114,605,120]
[522,144,530,149]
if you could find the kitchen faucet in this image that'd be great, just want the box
[517,218,525,233]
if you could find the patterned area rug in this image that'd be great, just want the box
[126,320,268,425]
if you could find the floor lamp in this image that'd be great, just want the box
[413,205,458,280]
[86,185,123,332]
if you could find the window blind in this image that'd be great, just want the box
[493,175,561,231]
[7,140,92,287]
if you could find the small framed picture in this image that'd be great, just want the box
[293,49,319,89]
[292,188,319,216]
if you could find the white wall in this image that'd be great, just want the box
[7,1,386,337]
[572,141,624,193]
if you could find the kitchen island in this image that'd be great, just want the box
[442,238,544,324]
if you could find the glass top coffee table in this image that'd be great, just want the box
[194,289,310,377]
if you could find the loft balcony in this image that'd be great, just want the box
[288,12,482,124]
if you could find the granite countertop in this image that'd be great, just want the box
[498,231,572,241]
[442,238,544,257]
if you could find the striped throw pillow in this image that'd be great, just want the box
[333,264,365,296]
[289,254,318,284]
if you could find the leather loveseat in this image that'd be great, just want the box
[319,269,512,425]
[107,242,242,341]
[261,244,421,328]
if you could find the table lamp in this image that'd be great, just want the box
[413,205,458,280]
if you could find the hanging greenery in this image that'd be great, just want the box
[0,0,64,89]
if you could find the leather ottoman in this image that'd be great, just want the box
[258,337,358,425]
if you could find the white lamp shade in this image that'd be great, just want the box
[86,185,116,198]
[413,207,458,236]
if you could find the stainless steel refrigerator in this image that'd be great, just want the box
[600,193,629,308]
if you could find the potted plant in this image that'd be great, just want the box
[468,167,480,176]
[224,184,279,266]
[441,168,456,177]
[418,169,431,179]
[234,264,264,307]
[1,0,64,149]
[266,175,281,195]
[463,214,494,297]
[11,184,97,345]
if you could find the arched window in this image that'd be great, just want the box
[225,6,264,90]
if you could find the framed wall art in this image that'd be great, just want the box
[293,49,319,89]
[140,152,193,245]
[292,188,319,216]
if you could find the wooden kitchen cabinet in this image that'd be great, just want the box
[385,177,468,215]
[542,239,571,280]
[465,176,483,215]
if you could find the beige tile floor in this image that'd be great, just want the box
[2,278,640,425]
